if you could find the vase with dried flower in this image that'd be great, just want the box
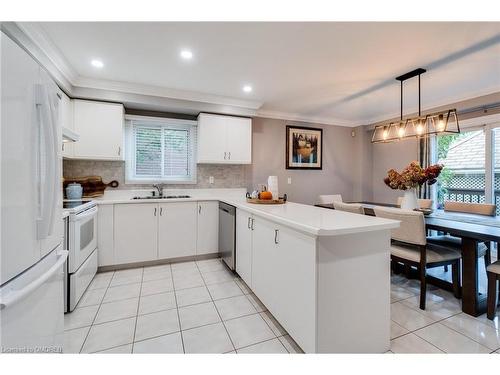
[383,161,443,210]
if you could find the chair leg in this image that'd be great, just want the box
[444,265,449,272]
[487,272,498,320]
[451,261,461,299]
[419,266,427,310]
[405,264,412,278]
[484,243,492,269]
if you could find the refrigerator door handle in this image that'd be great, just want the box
[0,250,68,310]
[35,83,57,240]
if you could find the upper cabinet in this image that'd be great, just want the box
[72,100,124,160]
[197,113,252,164]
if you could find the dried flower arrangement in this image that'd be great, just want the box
[384,161,443,190]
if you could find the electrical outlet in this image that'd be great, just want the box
[287,177,292,184]
[209,176,214,184]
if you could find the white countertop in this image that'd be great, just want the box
[90,188,399,237]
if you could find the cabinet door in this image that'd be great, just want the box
[252,217,316,353]
[158,202,197,259]
[197,113,227,163]
[236,210,253,287]
[60,92,74,158]
[114,204,158,264]
[196,201,219,255]
[226,117,252,164]
[73,100,124,160]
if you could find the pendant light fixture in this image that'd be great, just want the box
[371,68,460,143]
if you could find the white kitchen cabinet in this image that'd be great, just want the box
[197,113,252,164]
[235,209,253,286]
[158,202,197,259]
[97,204,114,266]
[73,100,124,160]
[114,204,158,265]
[60,92,75,158]
[244,211,316,353]
[196,201,219,255]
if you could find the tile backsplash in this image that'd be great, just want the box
[63,159,248,190]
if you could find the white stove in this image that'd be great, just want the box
[63,200,98,312]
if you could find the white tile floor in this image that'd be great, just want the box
[64,258,500,354]
[64,258,302,353]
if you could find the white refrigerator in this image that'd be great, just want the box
[0,31,67,353]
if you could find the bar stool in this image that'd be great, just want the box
[487,261,500,320]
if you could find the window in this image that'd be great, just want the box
[430,115,500,215]
[125,117,197,183]
[435,129,485,208]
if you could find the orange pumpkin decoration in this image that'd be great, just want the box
[259,191,273,200]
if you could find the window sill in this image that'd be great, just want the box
[125,179,197,185]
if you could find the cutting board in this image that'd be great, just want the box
[63,176,119,198]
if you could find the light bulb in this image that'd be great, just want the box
[382,127,389,140]
[398,126,405,138]
[416,120,424,135]
[437,114,446,132]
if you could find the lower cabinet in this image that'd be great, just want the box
[158,202,197,259]
[97,204,114,266]
[196,201,219,255]
[237,209,317,353]
[235,209,253,287]
[114,204,158,264]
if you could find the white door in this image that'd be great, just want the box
[225,117,252,163]
[235,210,253,287]
[1,32,42,284]
[114,204,158,264]
[39,68,63,257]
[73,100,124,160]
[158,202,197,259]
[196,201,219,255]
[197,113,228,163]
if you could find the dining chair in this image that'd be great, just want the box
[396,197,433,209]
[427,201,494,270]
[374,206,461,310]
[333,201,365,214]
[487,261,500,319]
[318,194,343,205]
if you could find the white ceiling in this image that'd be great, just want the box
[23,22,500,125]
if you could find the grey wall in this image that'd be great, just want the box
[245,117,358,205]
[63,117,362,205]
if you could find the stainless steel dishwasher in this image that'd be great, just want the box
[219,202,236,270]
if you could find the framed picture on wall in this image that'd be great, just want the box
[286,125,323,169]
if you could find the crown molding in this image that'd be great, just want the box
[255,109,360,128]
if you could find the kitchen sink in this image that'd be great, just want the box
[131,195,191,200]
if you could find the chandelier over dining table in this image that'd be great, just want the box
[371,68,460,143]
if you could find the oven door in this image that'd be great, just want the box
[68,206,98,274]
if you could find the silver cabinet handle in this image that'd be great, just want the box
[118,146,121,156]
[274,229,279,244]
[228,152,231,160]
[247,217,251,229]
[154,207,157,216]
[62,143,65,152]
[224,152,227,160]
[160,207,163,216]
[251,218,255,231]
[199,205,201,214]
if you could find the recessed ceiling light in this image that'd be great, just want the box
[91,59,104,68]
[243,85,253,93]
[180,50,193,60]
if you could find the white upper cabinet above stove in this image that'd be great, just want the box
[72,100,124,160]
[197,113,252,164]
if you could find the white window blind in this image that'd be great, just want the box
[125,117,197,183]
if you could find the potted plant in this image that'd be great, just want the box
[384,161,443,209]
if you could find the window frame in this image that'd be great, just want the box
[124,116,197,184]
[430,113,500,211]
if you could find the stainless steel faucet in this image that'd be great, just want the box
[152,184,164,197]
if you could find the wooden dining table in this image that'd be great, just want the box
[315,201,500,317]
